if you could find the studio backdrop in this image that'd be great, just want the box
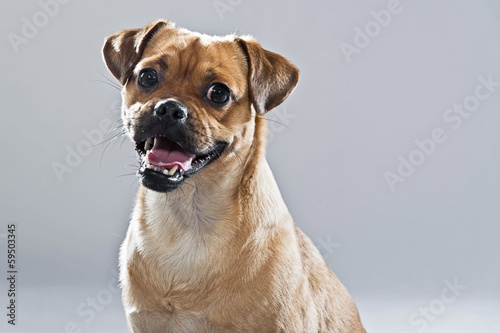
[1,0,499,332]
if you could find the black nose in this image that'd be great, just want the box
[154,100,188,121]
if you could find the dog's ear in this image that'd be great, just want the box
[102,20,172,85]
[236,37,299,114]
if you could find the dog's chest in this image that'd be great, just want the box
[123,229,212,303]
[127,308,232,333]
[121,206,223,313]
[123,242,234,333]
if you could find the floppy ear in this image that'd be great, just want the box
[102,20,172,85]
[236,37,299,114]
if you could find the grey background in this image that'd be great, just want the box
[1,0,499,332]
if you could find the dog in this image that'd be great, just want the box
[102,20,365,333]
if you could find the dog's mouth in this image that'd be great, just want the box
[135,136,227,192]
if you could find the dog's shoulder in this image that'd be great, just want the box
[293,226,366,332]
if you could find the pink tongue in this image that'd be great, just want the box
[148,137,194,171]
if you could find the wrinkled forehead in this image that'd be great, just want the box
[135,28,248,96]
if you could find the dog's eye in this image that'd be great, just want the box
[207,83,231,105]
[138,68,158,90]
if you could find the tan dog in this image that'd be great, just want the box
[102,20,365,333]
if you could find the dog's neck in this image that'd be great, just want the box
[139,147,288,234]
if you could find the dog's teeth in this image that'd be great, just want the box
[145,138,154,151]
[162,168,170,175]
[145,150,151,160]
[168,165,178,176]
[146,164,154,170]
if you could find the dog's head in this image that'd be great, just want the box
[102,20,299,192]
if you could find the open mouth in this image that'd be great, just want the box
[135,136,227,192]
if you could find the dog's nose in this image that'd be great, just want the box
[154,100,188,121]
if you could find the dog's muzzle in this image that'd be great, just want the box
[132,100,227,193]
